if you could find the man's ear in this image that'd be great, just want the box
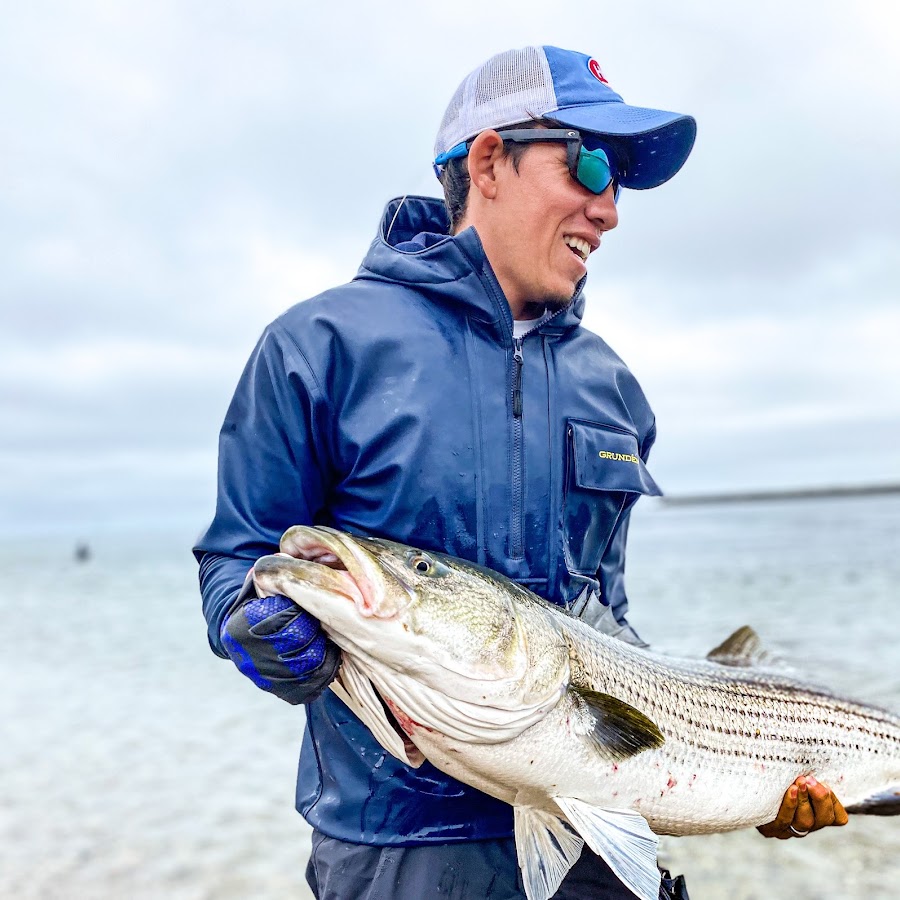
[466,130,506,200]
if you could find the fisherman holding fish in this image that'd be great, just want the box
[196,46,850,899]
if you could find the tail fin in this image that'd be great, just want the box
[846,788,900,816]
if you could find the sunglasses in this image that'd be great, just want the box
[433,128,621,201]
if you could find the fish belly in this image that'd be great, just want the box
[407,703,899,836]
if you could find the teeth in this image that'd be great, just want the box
[564,236,590,261]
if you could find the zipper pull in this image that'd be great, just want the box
[513,338,524,418]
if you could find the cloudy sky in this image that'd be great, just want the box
[2,0,898,538]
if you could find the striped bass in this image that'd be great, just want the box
[253,526,900,900]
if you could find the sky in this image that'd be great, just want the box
[2,0,899,538]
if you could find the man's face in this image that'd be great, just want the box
[475,139,619,315]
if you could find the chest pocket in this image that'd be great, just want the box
[562,419,662,577]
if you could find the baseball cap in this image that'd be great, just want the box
[434,46,696,190]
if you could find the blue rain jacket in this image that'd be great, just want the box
[195,195,661,845]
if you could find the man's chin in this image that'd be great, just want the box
[537,290,576,313]
[519,295,571,320]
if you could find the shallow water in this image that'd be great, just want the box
[1,530,316,900]
[3,495,898,898]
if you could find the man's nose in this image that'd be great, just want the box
[586,184,619,232]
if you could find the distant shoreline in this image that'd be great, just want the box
[662,483,900,506]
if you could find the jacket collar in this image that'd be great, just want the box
[357,196,586,334]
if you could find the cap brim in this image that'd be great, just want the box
[551,103,697,189]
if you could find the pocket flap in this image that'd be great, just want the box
[570,420,662,496]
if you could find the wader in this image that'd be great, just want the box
[306,832,689,899]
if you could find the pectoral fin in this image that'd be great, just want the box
[554,797,660,900]
[569,687,665,761]
[329,656,422,767]
[513,806,584,900]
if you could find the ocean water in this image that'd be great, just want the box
[3,495,898,899]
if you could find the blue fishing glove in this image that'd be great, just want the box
[222,589,340,705]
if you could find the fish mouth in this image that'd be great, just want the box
[258,525,403,619]
[254,527,425,764]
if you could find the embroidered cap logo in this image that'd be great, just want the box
[587,58,609,84]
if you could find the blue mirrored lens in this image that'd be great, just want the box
[575,147,614,195]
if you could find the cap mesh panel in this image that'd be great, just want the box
[434,47,558,158]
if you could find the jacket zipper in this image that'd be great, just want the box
[511,337,525,557]
[512,339,524,418]
[509,308,568,561]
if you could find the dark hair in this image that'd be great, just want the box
[439,117,560,233]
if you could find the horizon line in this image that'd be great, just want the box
[662,482,900,506]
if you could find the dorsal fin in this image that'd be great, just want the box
[706,625,769,668]
[569,686,664,761]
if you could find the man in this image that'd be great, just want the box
[195,46,846,899]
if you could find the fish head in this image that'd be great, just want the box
[252,526,567,702]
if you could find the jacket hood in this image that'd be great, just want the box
[356,195,586,333]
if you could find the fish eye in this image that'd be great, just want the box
[406,551,450,578]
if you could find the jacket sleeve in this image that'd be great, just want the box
[193,323,335,659]
[596,419,658,646]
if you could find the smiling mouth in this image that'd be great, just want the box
[564,235,591,262]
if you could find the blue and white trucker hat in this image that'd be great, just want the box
[434,46,696,190]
